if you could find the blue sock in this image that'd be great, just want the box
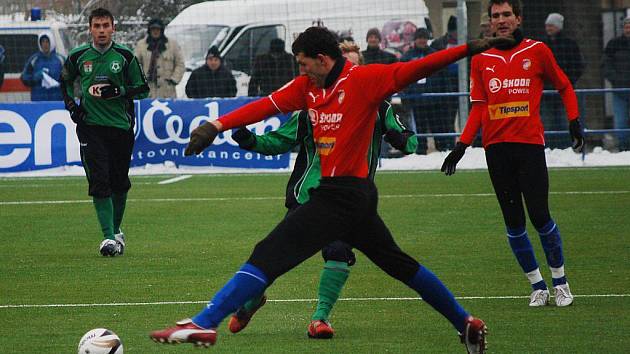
[192,263,268,329]
[537,219,564,269]
[507,226,539,274]
[406,266,469,333]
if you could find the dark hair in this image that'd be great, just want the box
[291,27,342,59]
[89,8,115,26]
[487,0,522,18]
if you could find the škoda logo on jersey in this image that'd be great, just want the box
[487,101,529,120]
[308,109,343,131]
[488,77,531,94]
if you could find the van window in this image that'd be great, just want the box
[58,29,73,55]
[0,34,39,73]
[223,25,285,75]
[166,25,228,69]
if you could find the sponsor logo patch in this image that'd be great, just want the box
[489,78,501,93]
[487,101,530,120]
[308,109,318,126]
[338,90,345,104]
[522,59,531,70]
[316,137,336,156]
[88,84,108,97]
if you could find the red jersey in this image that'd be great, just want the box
[460,38,579,148]
[218,45,468,177]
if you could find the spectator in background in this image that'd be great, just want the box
[0,44,5,89]
[479,14,493,39]
[541,13,584,149]
[134,18,185,99]
[430,16,459,150]
[361,28,397,64]
[186,46,236,99]
[248,38,296,97]
[603,16,630,151]
[400,28,451,154]
[20,32,65,101]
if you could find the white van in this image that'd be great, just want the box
[166,0,430,97]
[0,20,73,102]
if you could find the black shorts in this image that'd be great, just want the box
[485,142,551,229]
[76,124,134,198]
[248,177,419,283]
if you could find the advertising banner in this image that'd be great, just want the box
[0,98,290,173]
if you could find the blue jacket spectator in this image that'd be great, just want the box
[20,31,65,101]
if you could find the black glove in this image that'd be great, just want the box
[441,142,469,176]
[185,121,219,156]
[165,78,177,86]
[100,80,125,99]
[65,99,87,124]
[467,36,516,55]
[232,128,256,150]
[384,129,414,151]
[569,118,585,153]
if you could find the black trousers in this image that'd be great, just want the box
[485,143,552,230]
[76,124,134,198]
[248,177,419,283]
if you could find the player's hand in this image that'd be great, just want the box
[65,99,87,124]
[100,80,125,99]
[185,121,219,156]
[384,129,414,151]
[569,118,585,153]
[467,36,516,55]
[441,142,469,176]
[232,127,256,149]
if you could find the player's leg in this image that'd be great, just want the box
[348,210,486,353]
[109,127,134,255]
[76,125,116,256]
[307,240,355,339]
[519,144,573,306]
[151,180,368,345]
[486,144,549,305]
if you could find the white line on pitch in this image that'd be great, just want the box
[2,190,629,206]
[157,175,192,185]
[1,294,628,309]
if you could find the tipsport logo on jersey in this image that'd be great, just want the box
[0,99,290,173]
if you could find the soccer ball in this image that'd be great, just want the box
[77,328,123,354]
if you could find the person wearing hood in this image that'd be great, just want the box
[134,18,185,99]
[20,32,65,101]
[361,27,397,64]
[541,13,584,149]
[441,0,583,309]
[248,38,297,96]
[185,46,236,98]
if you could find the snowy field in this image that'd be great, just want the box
[1,147,628,178]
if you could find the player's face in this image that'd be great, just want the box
[296,52,328,88]
[90,16,114,47]
[490,3,521,37]
[624,23,630,38]
[343,51,360,65]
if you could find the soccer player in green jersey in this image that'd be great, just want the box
[61,8,149,256]
[228,42,418,338]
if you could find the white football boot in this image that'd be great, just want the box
[528,289,550,307]
[554,283,574,307]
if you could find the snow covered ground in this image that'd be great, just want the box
[2,147,628,178]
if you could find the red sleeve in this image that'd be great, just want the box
[217,76,308,130]
[460,102,484,145]
[356,44,469,103]
[469,56,487,102]
[540,44,579,120]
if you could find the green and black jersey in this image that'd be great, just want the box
[61,42,148,130]
[241,101,417,208]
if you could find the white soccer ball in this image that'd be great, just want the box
[77,328,123,354]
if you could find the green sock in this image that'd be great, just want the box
[242,293,265,312]
[311,260,350,321]
[112,192,128,234]
[93,197,114,240]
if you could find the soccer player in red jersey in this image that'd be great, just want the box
[441,0,584,308]
[151,27,511,352]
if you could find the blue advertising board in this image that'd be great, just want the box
[0,98,290,173]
